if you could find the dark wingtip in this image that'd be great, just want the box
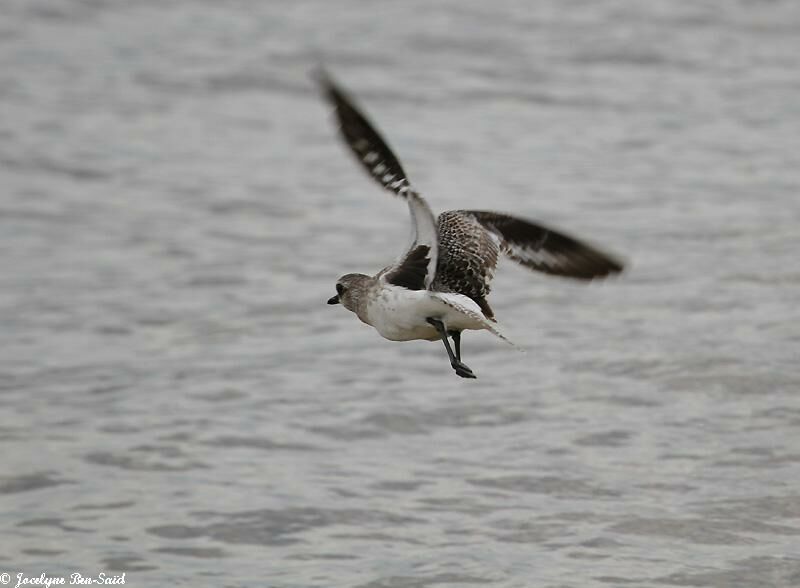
[312,66,349,108]
[310,64,331,89]
[606,256,626,276]
[576,249,627,280]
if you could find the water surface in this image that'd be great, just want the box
[1,0,799,586]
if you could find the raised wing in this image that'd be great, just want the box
[317,70,438,289]
[316,69,412,198]
[460,211,624,280]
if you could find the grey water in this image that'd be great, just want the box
[1,0,799,586]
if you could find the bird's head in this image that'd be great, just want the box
[327,273,371,314]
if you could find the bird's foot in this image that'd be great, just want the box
[452,360,477,379]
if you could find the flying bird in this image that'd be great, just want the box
[319,72,623,378]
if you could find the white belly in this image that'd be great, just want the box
[364,286,488,342]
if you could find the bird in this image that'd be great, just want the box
[318,71,624,379]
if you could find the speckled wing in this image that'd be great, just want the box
[316,70,412,198]
[433,211,500,319]
[459,211,624,280]
[317,71,438,289]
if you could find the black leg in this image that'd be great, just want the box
[448,330,462,361]
[427,318,476,379]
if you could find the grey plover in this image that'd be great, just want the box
[319,72,623,378]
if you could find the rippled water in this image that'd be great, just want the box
[2,0,799,586]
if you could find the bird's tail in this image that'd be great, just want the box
[435,293,520,349]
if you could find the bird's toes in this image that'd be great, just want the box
[453,362,477,379]
[456,368,477,379]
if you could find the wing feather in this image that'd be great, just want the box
[384,191,438,289]
[316,70,412,198]
[317,70,438,288]
[460,211,624,280]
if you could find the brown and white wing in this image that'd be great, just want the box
[459,211,624,280]
[433,211,500,317]
[317,70,438,289]
[316,69,412,198]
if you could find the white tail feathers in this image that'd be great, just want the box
[434,292,519,348]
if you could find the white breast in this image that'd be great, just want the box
[365,286,489,342]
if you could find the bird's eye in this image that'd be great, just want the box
[336,283,345,295]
